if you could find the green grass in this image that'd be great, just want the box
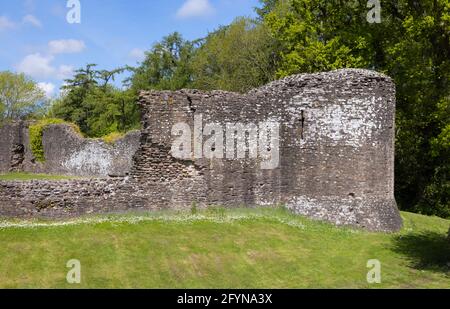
[0,208,448,288]
[0,172,77,181]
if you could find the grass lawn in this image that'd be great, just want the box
[0,172,77,181]
[0,208,448,288]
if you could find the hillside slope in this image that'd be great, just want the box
[0,208,448,288]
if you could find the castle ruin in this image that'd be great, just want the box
[0,69,403,232]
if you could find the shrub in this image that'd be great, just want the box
[102,132,125,145]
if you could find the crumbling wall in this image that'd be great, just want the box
[0,69,403,232]
[133,69,402,231]
[0,123,140,177]
[0,122,26,172]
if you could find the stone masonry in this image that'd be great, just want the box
[0,69,403,232]
[0,123,140,177]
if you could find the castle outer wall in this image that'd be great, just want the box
[0,123,140,177]
[0,69,402,232]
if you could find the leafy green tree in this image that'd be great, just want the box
[130,32,196,91]
[190,17,279,93]
[84,87,140,137]
[255,0,280,19]
[263,0,382,76]
[130,21,279,94]
[386,2,450,217]
[51,64,139,137]
[0,71,45,121]
[53,64,98,133]
[261,0,450,217]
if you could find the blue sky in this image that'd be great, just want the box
[0,0,259,97]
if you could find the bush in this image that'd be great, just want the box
[29,118,81,162]
[101,132,125,144]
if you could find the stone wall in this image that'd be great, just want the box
[0,122,26,172]
[0,69,403,232]
[132,69,401,231]
[0,123,140,177]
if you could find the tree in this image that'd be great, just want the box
[190,17,279,93]
[263,0,379,76]
[84,87,140,137]
[255,0,280,19]
[261,0,450,217]
[0,71,45,121]
[53,64,99,133]
[51,64,139,137]
[130,32,196,91]
[129,22,279,94]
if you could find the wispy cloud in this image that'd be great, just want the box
[48,39,86,54]
[22,14,42,28]
[176,0,215,19]
[128,48,146,62]
[57,65,74,80]
[1,14,42,31]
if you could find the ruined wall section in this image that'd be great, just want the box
[135,69,401,231]
[0,123,140,177]
[34,125,140,177]
[0,122,26,172]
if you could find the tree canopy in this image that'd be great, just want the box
[50,64,140,137]
[0,71,46,121]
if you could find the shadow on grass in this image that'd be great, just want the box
[392,231,450,273]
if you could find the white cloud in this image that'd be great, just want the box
[22,14,42,28]
[0,16,16,31]
[37,82,56,98]
[48,39,86,54]
[17,53,55,78]
[16,39,81,80]
[176,0,215,19]
[17,53,73,80]
[128,48,146,62]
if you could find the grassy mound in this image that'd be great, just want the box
[0,208,448,288]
